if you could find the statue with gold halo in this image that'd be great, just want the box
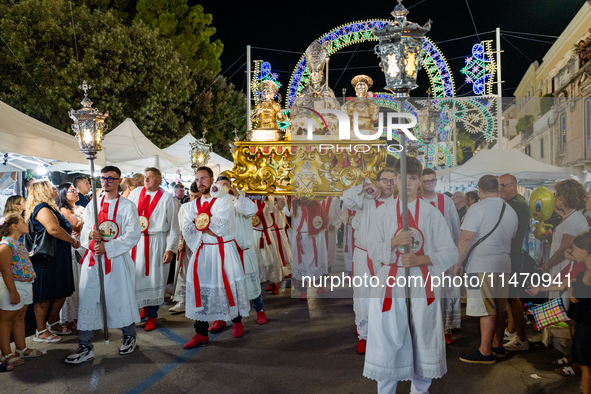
[250,79,289,141]
[342,75,380,136]
[291,40,340,138]
[529,187,555,240]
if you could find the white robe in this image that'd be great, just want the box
[343,184,395,338]
[285,203,328,282]
[269,196,292,276]
[173,203,192,304]
[364,199,458,382]
[341,205,357,272]
[182,194,250,322]
[233,194,261,300]
[322,197,342,269]
[254,198,283,283]
[127,187,180,308]
[78,197,142,331]
[421,193,462,330]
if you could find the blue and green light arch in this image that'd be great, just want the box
[286,19,455,108]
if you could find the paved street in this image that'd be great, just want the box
[0,254,582,393]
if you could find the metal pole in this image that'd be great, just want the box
[496,27,503,149]
[452,101,457,166]
[246,45,252,132]
[89,158,109,344]
[325,58,330,90]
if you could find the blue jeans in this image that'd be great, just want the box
[252,294,264,312]
[147,305,159,318]
[79,324,136,349]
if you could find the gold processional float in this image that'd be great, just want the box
[207,2,433,200]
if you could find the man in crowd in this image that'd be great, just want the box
[343,167,397,354]
[189,182,200,201]
[120,178,136,198]
[466,191,479,208]
[498,173,531,352]
[182,166,250,348]
[133,173,145,188]
[128,167,179,331]
[364,157,458,393]
[452,191,468,222]
[455,175,518,364]
[66,166,141,364]
[74,176,91,208]
[173,183,189,205]
[420,168,461,344]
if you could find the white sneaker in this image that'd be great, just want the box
[169,302,185,313]
[504,337,529,351]
[503,330,516,342]
[119,336,137,355]
[65,345,94,364]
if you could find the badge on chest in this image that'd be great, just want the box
[195,213,211,231]
[99,220,119,241]
[139,216,149,232]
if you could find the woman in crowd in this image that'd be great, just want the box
[55,183,85,331]
[0,213,43,369]
[4,196,26,217]
[25,180,78,342]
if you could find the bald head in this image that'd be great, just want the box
[499,173,518,201]
[451,191,466,209]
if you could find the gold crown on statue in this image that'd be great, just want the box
[305,40,329,72]
[351,75,373,88]
[261,79,279,92]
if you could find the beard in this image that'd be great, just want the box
[199,185,211,195]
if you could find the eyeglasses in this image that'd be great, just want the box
[499,182,515,188]
[100,177,120,184]
[422,179,437,185]
[67,189,78,194]
[379,178,396,184]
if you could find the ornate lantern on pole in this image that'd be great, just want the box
[190,129,213,170]
[374,0,431,333]
[68,81,110,344]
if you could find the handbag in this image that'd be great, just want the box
[23,218,56,264]
[531,297,570,330]
[461,202,506,269]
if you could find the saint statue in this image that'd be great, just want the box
[342,75,380,137]
[250,79,289,141]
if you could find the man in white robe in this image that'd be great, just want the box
[420,168,462,344]
[285,198,329,300]
[341,204,356,273]
[254,196,283,294]
[182,166,250,349]
[321,197,341,272]
[343,169,397,354]
[216,176,267,325]
[170,182,201,313]
[269,196,292,278]
[66,166,142,364]
[364,157,458,393]
[127,167,179,331]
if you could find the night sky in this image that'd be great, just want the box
[198,0,587,100]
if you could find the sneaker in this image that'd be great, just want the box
[459,350,496,365]
[119,336,137,356]
[504,337,529,351]
[65,345,94,364]
[503,330,516,342]
[492,347,506,359]
[169,302,185,313]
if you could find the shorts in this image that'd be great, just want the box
[0,278,33,311]
[466,273,508,317]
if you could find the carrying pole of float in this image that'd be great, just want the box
[246,45,252,132]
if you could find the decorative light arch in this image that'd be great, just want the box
[286,19,456,108]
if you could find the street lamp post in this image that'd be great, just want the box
[68,81,110,344]
[374,0,431,337]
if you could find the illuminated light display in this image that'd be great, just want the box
[461,41,497,96]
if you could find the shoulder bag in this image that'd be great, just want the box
[461,203,506,269]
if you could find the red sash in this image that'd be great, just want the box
[193,237,235,308]
[254,200,272,249]
[82,195,120,275]
[269,212,287,267]
[344,209,356,253]
[419,193,445,216]
[352,245,375,278]
[131,187,165,276]
[321,197,333,247]
[295,205,318,267]
[382,199,434,313]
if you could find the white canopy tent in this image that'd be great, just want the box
[436,149,567,185]
[162,133,234,178]
[0,100,106,172]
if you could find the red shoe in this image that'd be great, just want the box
[284,274,291,278]
[265,284,273,291]
[299,290,307,301]
[271,283,279,295]
[144,316,157,331]
[184,334,209,349]
[317,286,325,294]
[357,339,366,354]
[445,333,453,345]
[256,311,267,325]
[208,320,227,333]
[139,307,147,320]
[233,322,244,338]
